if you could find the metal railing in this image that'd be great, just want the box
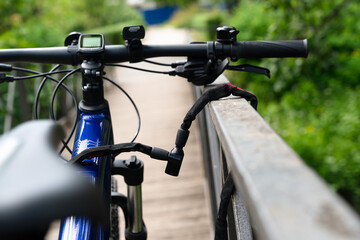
[194,75,360,240]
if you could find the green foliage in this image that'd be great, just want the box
[0,0,143,47]
[263,83,360,209]
[170,4,226,40]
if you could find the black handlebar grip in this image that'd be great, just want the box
[235,39,308,59]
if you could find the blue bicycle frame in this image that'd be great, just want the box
[59,104,113,240]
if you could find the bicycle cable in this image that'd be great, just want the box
[106,63,174,75]
[50,68,81,155]
[103,76,141,143]
[33,65,62,119]
[143,59,172,67]
[9,69,75,80]
[11,65,79,155]
[35,66,78,155]
[10,67,77,119]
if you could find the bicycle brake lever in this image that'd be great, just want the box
[226,64,271,78]
[173,58,229,86]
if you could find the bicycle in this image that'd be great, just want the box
[0,25,308,240]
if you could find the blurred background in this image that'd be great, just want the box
[0,0,359,216]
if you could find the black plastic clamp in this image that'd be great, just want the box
[112,156,144,186]
[122,25,145,63]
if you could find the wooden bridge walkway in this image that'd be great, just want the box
[108,26,211,240]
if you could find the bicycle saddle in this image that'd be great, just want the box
[0,120,107,238]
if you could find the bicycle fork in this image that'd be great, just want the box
[112,156,147,240]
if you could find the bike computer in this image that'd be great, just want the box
[78,34,105,54]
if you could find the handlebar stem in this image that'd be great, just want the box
[79,60,107,112]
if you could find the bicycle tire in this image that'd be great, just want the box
[110,177,119,240]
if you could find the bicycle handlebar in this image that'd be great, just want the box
[0,40,308,65]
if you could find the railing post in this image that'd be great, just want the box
[4,82,16,133]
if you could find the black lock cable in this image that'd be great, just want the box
[170,83,257,239]
[69,83,257,179]
[215,173,235,240]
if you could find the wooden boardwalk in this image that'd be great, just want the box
[108,27,211,240]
